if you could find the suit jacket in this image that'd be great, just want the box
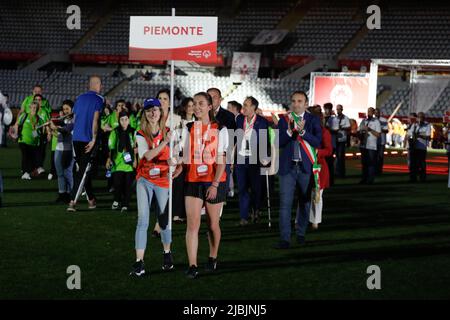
[236,114,270,165]
[278,111,322,175]
[215,106,237,130]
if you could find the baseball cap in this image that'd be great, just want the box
[143,97,161,110]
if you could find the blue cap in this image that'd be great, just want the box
[143,98,161,109]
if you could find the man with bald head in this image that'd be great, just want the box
[67,75,105,212]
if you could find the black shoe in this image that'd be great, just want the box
[55,193,66,203]
[185,265,199,279]
[151,230,161,238]
[205,257,217,272]
[274,241,290,249]
[64,193,71,204]
[251,210,261,223]
[162,252,174,271]
[129,260,145,277]
[297,235,306,245]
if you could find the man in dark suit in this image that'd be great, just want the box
[275,91,322,249]
[235,96,270,225]
[207,88,237,197]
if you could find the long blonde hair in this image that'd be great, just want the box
[140,107,167,145]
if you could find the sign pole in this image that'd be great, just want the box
[168,7,176,232]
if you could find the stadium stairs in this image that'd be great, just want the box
[337,1,378,60]
[69,0,116,54]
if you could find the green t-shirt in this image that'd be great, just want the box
[51,135,58,151]
[18,113,44,146]
[129,113,138,130]
[37,108,50,123]
[21,95,51,115]
[101,113,113,130]
[108,128,136,173]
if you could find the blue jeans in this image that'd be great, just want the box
[279,165,312,243]
[135,178,171,250]
[54,150,74,193]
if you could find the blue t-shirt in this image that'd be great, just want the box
[72,91,104,142]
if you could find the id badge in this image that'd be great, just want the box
[244,139,252,156]
[196,164,208,177]
[149,167,161,179]
[123,152,132,164]
[32,130,38,138]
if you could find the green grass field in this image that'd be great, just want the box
[1,144,449,299]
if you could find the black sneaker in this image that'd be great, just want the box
[162,252,174,271]
[129,260,145,277]
[185,265,199,279]
[297,235,306,245]
[55,193,66,203]
[205,257,217,272]
[274,240,290,249]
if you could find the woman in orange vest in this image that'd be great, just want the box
[181,92,229,279]
[129,97,182,277]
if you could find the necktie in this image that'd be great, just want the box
[293,116,302,161]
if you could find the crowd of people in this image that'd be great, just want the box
[1,74,449,277]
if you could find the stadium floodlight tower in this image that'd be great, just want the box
[369,59,450,118]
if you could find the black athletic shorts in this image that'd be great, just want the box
[185,182,227,204]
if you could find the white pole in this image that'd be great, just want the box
[368,61,378,109]
[168,7,176,231]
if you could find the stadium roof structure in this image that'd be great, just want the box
[371,59,450,71]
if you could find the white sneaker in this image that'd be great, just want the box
[37,167,45,175]
[47,173,53,180]
[21,172,31,180]
[201,206,206,216]
[121,207,128,213]
[112,201,119,210]
[227,190,234,197]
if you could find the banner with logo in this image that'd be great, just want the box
[310,72,370,121]
[230,52,261,82]
[129,16,217,63]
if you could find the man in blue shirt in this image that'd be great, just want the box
[68,75,105,212]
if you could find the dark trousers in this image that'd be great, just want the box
[376,144,385,175]
[71,141,95,201]
[361,148,377,184]
[325,154,335,186]
[19,143,38,173]
[409,149,427,182]
[335,142,346,177]
[172,170,186,219]
[113,171,134,207]
[37,138,47,168]
[236,163,262,220]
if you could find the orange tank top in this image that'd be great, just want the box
[136,129,170,188]
[185,121,227,183]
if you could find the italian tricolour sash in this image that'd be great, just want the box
[288,112,322,203]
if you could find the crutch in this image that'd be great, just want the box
[265,170,272,228]
[73,144,98,204]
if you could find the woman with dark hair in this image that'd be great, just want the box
[179,92,228,279]
[49,100,74,203]
[295,105,332,230]
[178,97,195,125]
[106,111,137,212]
[152,89,183,234]
[171,97,195,223]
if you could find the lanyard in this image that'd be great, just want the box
[196,123,211,162]
[244,115,256,134]
[151,130,161,149]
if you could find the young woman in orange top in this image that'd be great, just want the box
[181,92,229,279]
[129,97,182,277]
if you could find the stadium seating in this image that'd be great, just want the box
[347,6,450,59]
[0,0,96,53]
